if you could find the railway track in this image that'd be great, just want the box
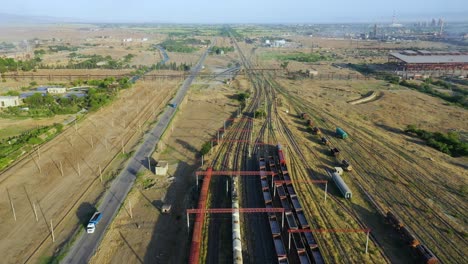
[271,76,467,263]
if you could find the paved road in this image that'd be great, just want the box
[63,47,210,264]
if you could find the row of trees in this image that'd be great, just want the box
[153,62,191,71]
[210,46,235,55]
[400,79,467,108]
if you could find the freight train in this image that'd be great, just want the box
[277,144,286,166]
[385,211,439,264]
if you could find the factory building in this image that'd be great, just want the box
[388,50,468,77]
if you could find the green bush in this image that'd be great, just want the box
[405,125,467,157]
[200,141,212,156]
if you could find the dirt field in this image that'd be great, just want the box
[0,77,179,263]
[0,115,72,140]
[89,60,241,264]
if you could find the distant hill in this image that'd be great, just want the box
[0,13,77,25]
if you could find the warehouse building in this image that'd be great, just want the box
[0,96,20,108]
[388,50,468,77]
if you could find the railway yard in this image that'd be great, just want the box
[0,23,467,264]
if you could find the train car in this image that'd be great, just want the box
[386,211,403,229]
[266,204,276,219]
[321,137,330,145]
[415,244,439,264]
[274,238,288,263]
[300,113,309,119]
[306,119,314,127]
[290,196,303,212]
[312,127,321,135]
[296,211,309,229]
[303,232,318,249]
[298,251,311,264]
[311,249,325,264]
[263,191,273,205]
[400,226,420,247]
[287,185,297,197]
[261,179,269,191]
[286,212,298,230]
[332,172,352,199]
[330,148,340,157]
[269,219,281,237]
[276,184,287,199]
[259,157,266,170]
[281,197,292,211]
[292,232,306,252]
[283,172,291,182]
[277,144,286,166]
[336,127,348,139]
[260,170,268,179]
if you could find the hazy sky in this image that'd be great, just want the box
[2,0,467,23]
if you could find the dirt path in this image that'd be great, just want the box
[0,78,179,264]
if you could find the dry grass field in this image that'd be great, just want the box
[0,77,179,263]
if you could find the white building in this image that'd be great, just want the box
[47,87,67,94]
[155,161,169,176]
[272,39,287,48]
[0,96,20,108]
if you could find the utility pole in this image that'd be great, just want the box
[365,231,370,254]
[99,165,103,182]
[33,202,38,222]
[129,200,133,219]
[7,188,16,221]
[50,220,55,242]
[59,161,64,176]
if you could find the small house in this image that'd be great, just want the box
[0,96,20,108]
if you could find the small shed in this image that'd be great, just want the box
[0,96,20,108]
[306,69,319,77]
[155,161,168,176]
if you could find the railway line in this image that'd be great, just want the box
[270,75,466,262]
[198,33,414,264]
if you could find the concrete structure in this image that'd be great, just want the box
[155,161,169,176]
[0,96,20,108]
[47,87,67,94]
[306,69,318,77]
